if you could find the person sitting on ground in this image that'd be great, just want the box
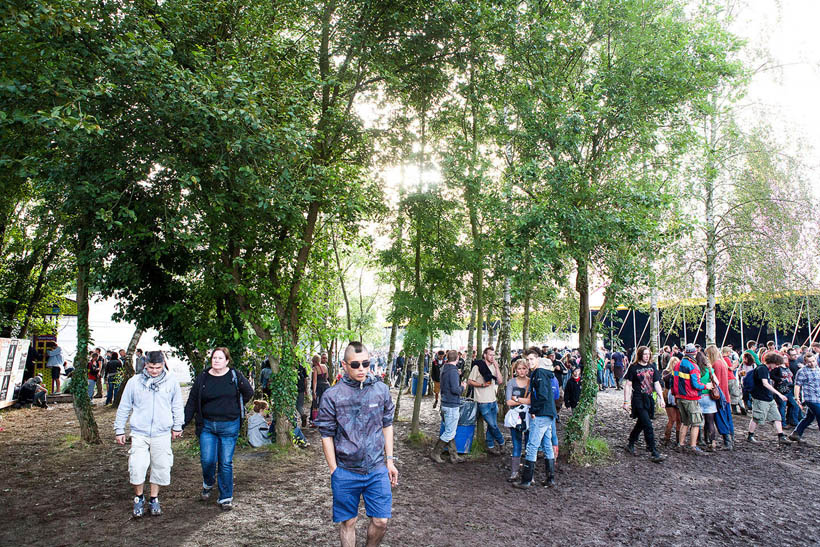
[18,375,49,408]
[114,353,184,518]
[747,352,792,445]
[248,400,272,448]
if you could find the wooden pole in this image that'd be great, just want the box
[637,315,650,347]
[617,309,631,337]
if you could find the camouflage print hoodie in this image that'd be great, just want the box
[316,373,395,474]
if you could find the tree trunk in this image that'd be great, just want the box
[71,231,100,444]
[393,356,413,422]
[704,122,717,346]
[522,286,531,350]
[499,277,512,373]
[114,327,144,407]
[565,258,597,459]
[487,303,495,348]
[466,305,475,368]
[387,318,398,380]
[410,349,425,436]
[650,283,660,359]
[331,229,352,332]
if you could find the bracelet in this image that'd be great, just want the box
[386,456,396,461]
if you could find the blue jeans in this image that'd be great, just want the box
[478,402,504,448]
[597,369,604,386]
[439,406,459,442]
[200,418,241,503]
[87,379,96,399]
[777,393,803,426]
[105,379,119,404]
[509,426,528,457]
[604,369,615,388]
[795,401,820,437]
[525,415,554,462]
[551,416,558,447]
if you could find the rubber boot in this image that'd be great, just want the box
[507,457,520,482]
[429,439,446,463]
[543,459,556,487]
[722,434,734,451]
[448,439,464,463]
[513,460,534,489]
[301,414,307,428]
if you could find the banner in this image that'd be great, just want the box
[0,339,30,409]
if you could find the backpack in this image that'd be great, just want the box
[742,367,756,393]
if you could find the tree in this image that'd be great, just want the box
[501,0,740,458]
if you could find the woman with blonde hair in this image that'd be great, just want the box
[708,345,734,450]
[662,356,681,446]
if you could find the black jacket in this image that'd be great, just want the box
[183,367,254,436]
[564,376,582,409]
[529,367,557,417]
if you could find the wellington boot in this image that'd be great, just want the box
[301,415,307,429]
[722,434,734,451]
[513,460,535,489]
[448,440,464,463]
[543,458,556,487]
[429,439,446,463]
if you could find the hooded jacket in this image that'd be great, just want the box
[315,373,395,474]
[114,370,184,437]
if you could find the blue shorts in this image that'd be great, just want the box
[331,465,392,522]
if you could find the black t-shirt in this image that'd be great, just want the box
[612,352,626,368]
[297,365,308,392]
[625,363,660,409]
[431,359,442,382]
[751,365,773,402]
[105,358,122,378]
[201,372,240,422]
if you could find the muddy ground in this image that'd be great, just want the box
[1,387,818,547]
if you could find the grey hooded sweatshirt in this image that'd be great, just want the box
[316,373,394,474]
[114,370,184,437]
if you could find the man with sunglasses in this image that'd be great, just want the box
[316,341,398,547]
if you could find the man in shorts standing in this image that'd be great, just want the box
[672,344,711,455]
[747,352,792,444]
[316,341,398,547]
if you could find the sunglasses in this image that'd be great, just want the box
[348,360,370,369]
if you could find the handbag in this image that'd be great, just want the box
[709,385,721,401]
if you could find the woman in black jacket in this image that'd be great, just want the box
[184,347,253,510]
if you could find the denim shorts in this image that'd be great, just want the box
[331,465,392,522]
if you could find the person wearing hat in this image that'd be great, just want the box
[114,351,184,517]
[671,344,712,455]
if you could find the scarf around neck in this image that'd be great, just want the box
[141,368,167,391]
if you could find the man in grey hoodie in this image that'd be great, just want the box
[316,341,397,547]
[114,352,183,518]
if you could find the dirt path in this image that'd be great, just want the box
[1,388,818,546]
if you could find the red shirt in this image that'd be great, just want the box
[724,356,736,381]
[713,359,730,401]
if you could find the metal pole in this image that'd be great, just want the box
[638,315,650,346]
[739,302,745,349]
[683,310,687,346]
[721,302,737,349]
[791,300,803,346]
[693,308,707,346]
[663,304,682,347]
[617,309,631,337]
[632,309,637,351]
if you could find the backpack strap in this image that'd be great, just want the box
[232,369,245,419]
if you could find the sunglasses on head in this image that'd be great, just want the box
[348,360,370,369]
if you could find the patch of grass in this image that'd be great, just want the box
[61,434,82,449]
[175,437,201,457]
[570,436,611,466]
[405,431,429,447]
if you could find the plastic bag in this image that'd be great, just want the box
[458,399,477,426]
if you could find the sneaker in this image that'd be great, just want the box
[133,496,145,518]
[650,451,666,463]
[149,498,162,516]
[624,443,636,456]
[200,486,213,501]
[778,434,793,445]
[747,433,759,444]
[218,500,233,511]
[788,432,805,443]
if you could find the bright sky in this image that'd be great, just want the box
[735,0,820,196]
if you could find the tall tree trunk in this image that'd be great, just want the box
[387,318,398,379]
[487,302,495,348]
[522,285,531,351]
[393,356,413,421]
[565,257,597,459]
[499,277,512,373]
[650,282,660,359]
[19,241,59,338]
[466,305,475,369]
[704,119,718,346]
[331,229,352,332]
[410,349,425,436]
[113,327,144,407]
[71,230,100,444]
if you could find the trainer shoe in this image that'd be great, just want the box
[149,497,161,516]
[200,486,213,501]
[778,433,793,445]
[218,500,233,511]
[133,496,145,518]
[688,446,708,456]
[788,432,805,443]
